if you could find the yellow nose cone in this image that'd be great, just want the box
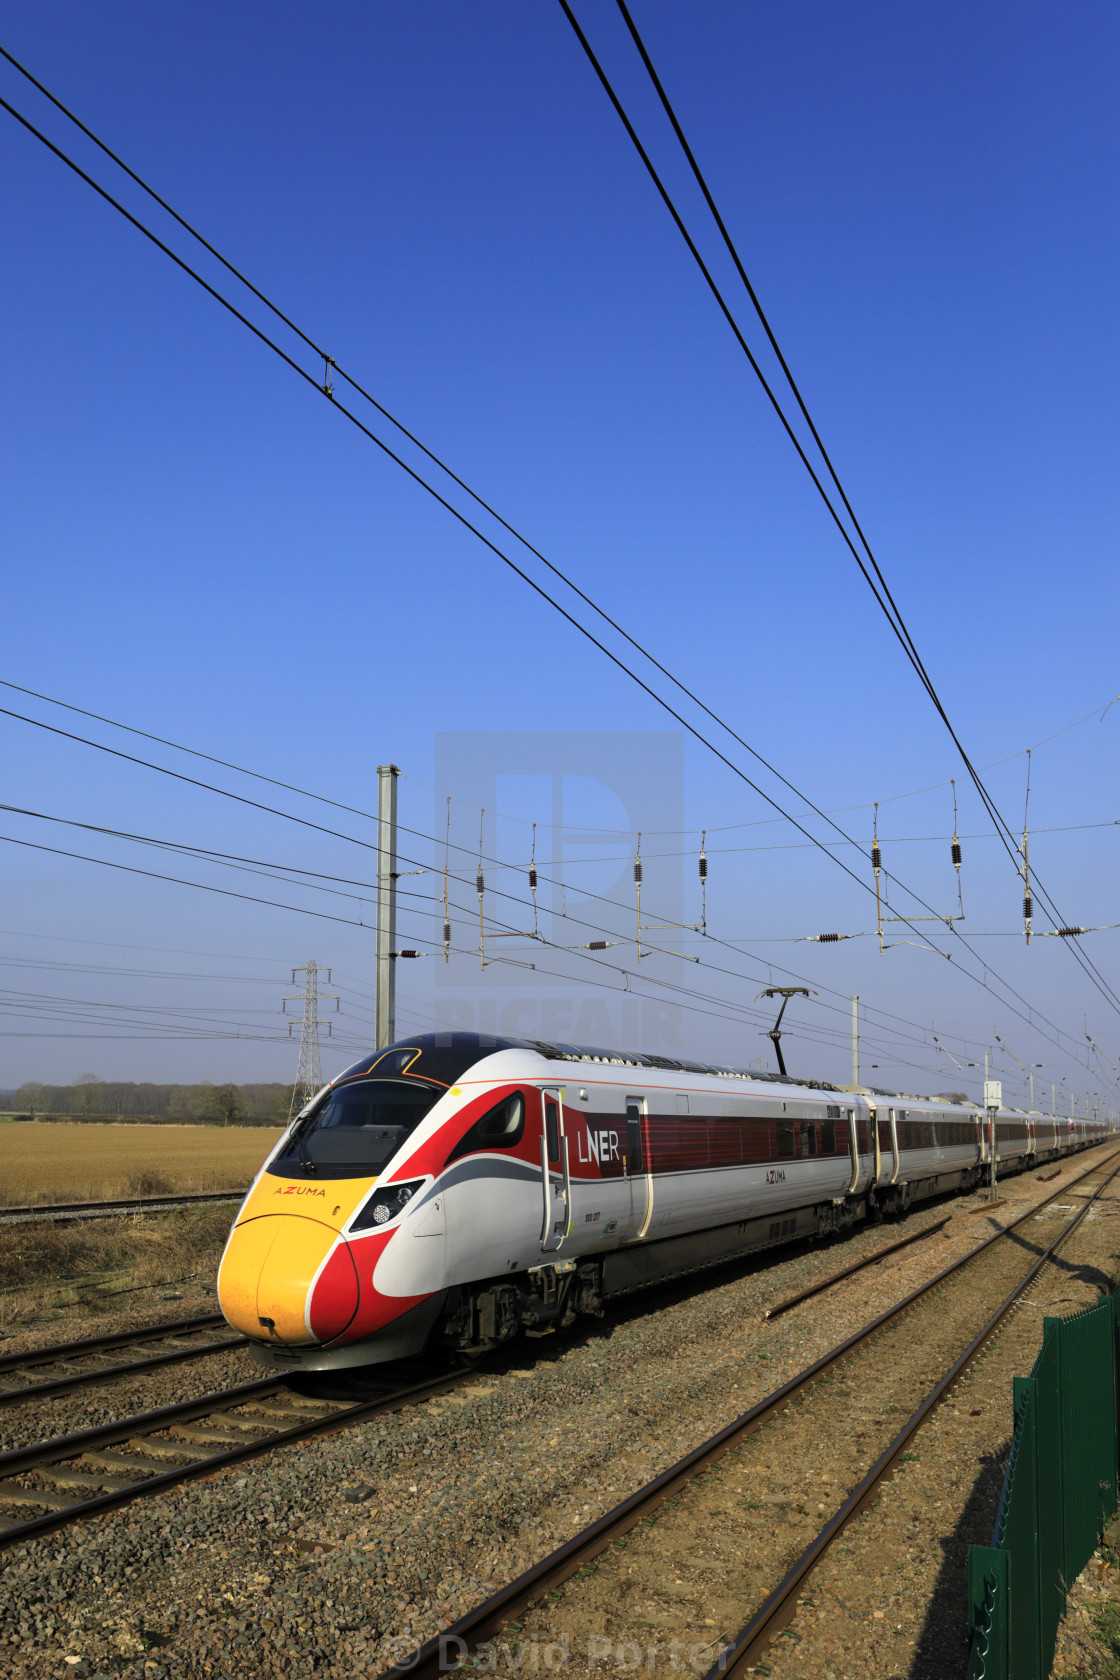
[218,1214,358,1345]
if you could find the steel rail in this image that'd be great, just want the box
[376,1147,1119,1680]
[0,1361,473,1548]
[762,1215,950,1320]
[0,1374,283,1478]
[707,1151,1120,1677]
[0,1188,246,1225]
[0,1311,225,1372]
[0,1333,246,1408]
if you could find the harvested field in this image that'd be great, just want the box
[0,1122,282,1205]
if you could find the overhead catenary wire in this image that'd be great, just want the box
[0,923,1047,1076]
[0,820,880,1060]
[0,793,1042,1074]
[0,698,1060,1064]
[0,821,1100,1091]
[1022,748,1033,945]
[4,773,1107,1092]
[951,780,964,918]
[0,693,1103,1083]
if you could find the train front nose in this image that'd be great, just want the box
[218,1215,359,1345]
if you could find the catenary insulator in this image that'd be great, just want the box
[587,940,610,950]
[634,860,643,886]
[443,920,451,946]
[1058,926,1087,938]
[698,856,707,880]
[817,932,841,943]
[951,840,962,866]
[529,865,537,891]
[871,845,882,871]
[476,871,485,897]
[1023,894,1033,920]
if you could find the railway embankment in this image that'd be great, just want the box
[0,1144,1116,1679]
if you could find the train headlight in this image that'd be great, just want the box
[351,1179,424,1232]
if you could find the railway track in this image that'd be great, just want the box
[0,1312,242,1409]
[377,1148,1120,1680]
[0,1355,472,1548]
[0,1188,246,1225]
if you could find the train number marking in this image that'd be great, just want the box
[584,1210,601,1223]
[765,1169,786,1185]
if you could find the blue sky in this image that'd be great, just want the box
[0,1,1116,1108]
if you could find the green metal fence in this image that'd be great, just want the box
[965,1293,1120,1679]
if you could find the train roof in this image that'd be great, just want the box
[334,1031,979,1107]
[334,1030,842,1090]
[330,1035,1111,1125]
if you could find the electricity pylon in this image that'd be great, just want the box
[283,961,339,1121]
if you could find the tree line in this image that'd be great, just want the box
[6,1076,295,1125]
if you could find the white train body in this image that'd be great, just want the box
[217,1034,1112,1369]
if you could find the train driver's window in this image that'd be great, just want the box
[776,1121,794,1159]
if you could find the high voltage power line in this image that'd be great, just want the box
[0,51,1114,1070]
[4,671,1112,840]
[0,70,1106,1033]
[556,0,1120,1020]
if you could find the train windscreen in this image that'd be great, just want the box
[269,1079,442,1178]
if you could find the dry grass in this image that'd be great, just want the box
[0,1121,282,1206]
[0,1204,236,1327]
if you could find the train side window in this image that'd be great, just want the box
[821,1120,836,1154]
[545,1098,560,1165]
[776,1121,794,1159]
[799,1121,817,1157]
[445,1091,526,1167]
[625,1102,644,1173]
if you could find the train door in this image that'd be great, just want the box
[539,1087,571,1254]
[871,1107,894,1187]
[622,1097,653,1241]
[885,1108,900,1184]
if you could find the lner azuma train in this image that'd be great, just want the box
[217,1032,1113,1371]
